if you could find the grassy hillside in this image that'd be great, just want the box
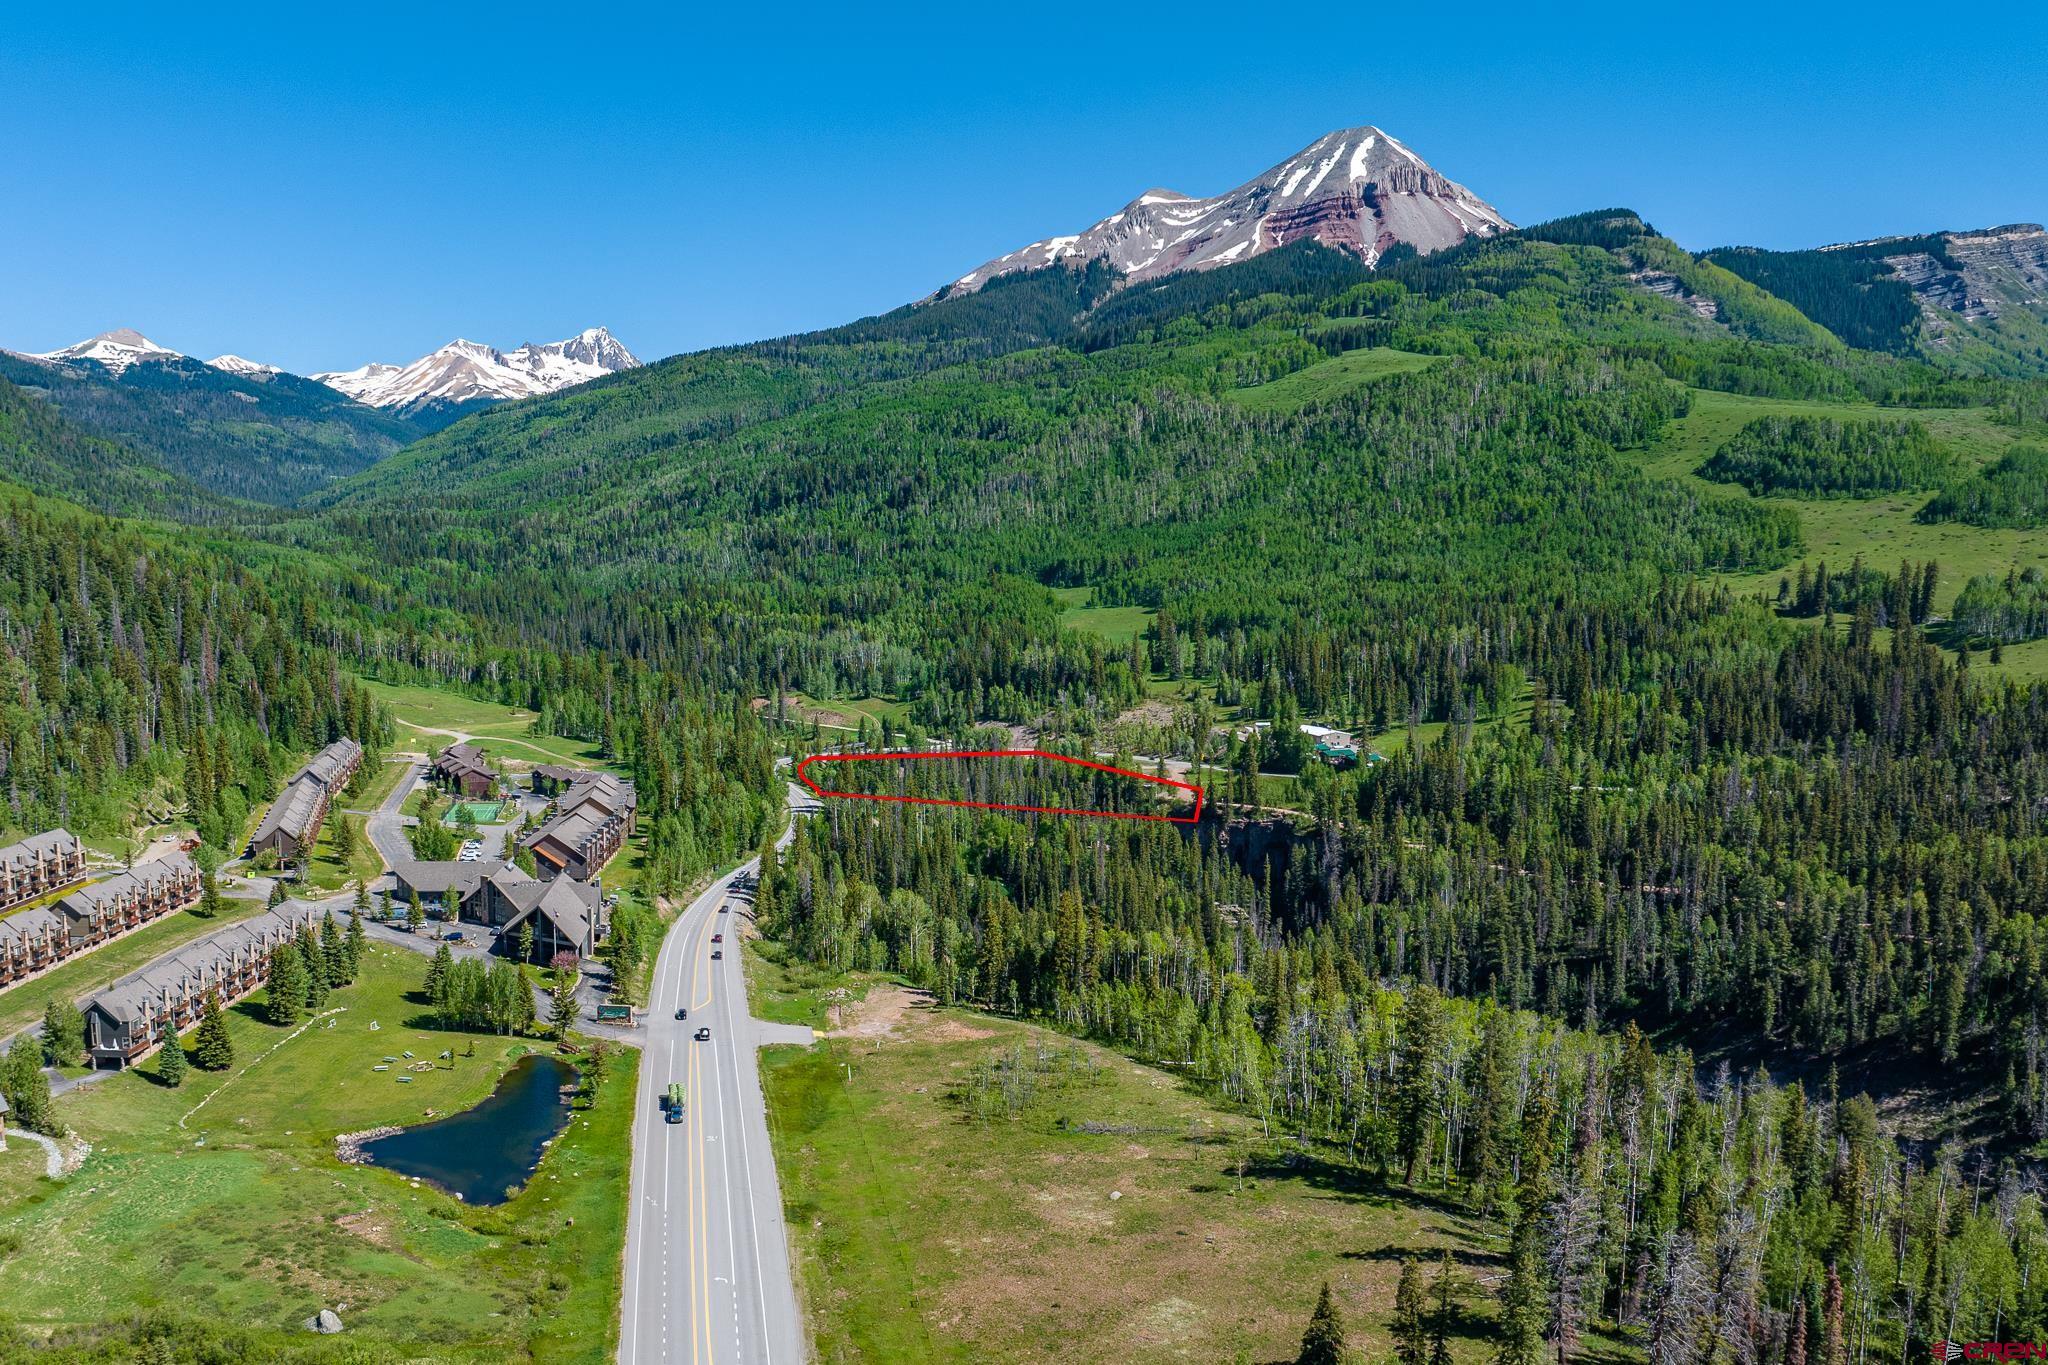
[358,678,608,771]
[1623,387,2046,616]
[752,954,1528,1365]
[1706,234,2048,378]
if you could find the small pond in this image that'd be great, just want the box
[360,1053,577,1205]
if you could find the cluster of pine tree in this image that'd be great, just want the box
[1700,415,1954,496]
[0,491,390,846]
[1953,566,2048,645]
[422,942,535,1035]
[1920,444,2048,528]
[262,908,364,1027]
[761,769,2048,1354]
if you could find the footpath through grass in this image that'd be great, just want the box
[0,944,637,1361]
[360,677,607,771]
[759,963,1507,1364]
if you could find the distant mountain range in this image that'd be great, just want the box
[941,125,1510,298]
[0,324,645,501]
[313,328,641,427]
[0,330,423,504]
[3,122,2041,521]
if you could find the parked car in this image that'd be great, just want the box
[694,1027,711,1041]
[445,931,464,943]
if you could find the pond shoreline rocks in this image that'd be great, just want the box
[334,1125,403,1164]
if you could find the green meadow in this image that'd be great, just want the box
[0,944,637,1361]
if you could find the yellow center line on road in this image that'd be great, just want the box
[687,901,705,1365]
[684,889,720,1364]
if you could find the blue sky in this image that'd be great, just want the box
[4,4,2044,375]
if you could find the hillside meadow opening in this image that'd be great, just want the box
[795,749,1203,823]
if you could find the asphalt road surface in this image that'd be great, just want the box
[619,786,818,1365]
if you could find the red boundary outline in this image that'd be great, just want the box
[794,749,1204,824]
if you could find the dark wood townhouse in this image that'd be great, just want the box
[249,772,332,863]
[0,828,89,914]
[55,852,201,947]
[248,738,361,863]
[529,764,582,796]
[292,737,363,792]
[519,773,637,882]
[0,907,70,987]
[0,852,201,989]
[83,901,322,1069]
[433,742,496,798]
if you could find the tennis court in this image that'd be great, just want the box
[443,800,510,825]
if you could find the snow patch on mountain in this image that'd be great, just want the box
[207,354,282,378]
[941,125,1510,297]
[313,327,641,413]
[28,329,183,377]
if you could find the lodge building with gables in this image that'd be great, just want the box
[390,856,604,965]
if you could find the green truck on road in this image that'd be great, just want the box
[662,1082,685,1123]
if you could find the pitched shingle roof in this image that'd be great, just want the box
[503,874,600,950]
[0,905,65,948]
[86,901,320,1026]
[0,828,83,873]
[291,738,363,789]
[252,773,329,847]
[55,851,197,919]
[437,743,493,780]
[521,773,635,864]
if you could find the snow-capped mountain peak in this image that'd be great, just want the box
[31,328,183,377]
[207,353,282,378]
[313,327,641,417]
[941,124,1511,297]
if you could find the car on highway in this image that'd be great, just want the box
[711,933,722,943]
[694,1027,711,1041]
[674,1007,687,1020]
[710,949,722,960]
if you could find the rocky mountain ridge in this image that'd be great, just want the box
[940,125,1509,298]
[313,327,641,424]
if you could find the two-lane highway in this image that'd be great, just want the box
[619,786,817,1365]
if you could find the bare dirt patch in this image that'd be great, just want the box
[1115,699,1180,729]
[825,985,996,1044]
[826,984,923,1039]
[336,1208,401,1253]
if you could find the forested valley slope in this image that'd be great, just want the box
[2,191,2047,1360]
